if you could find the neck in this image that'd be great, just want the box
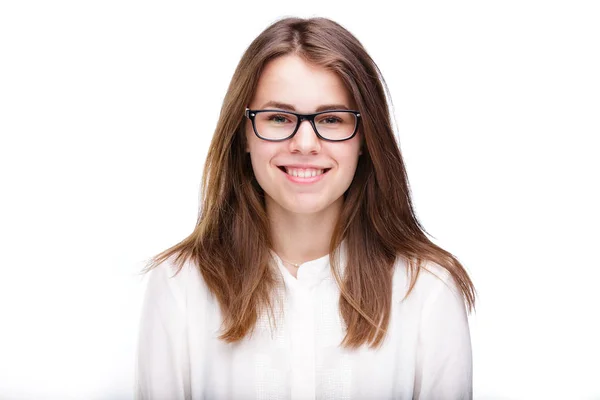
[267,196,342,265]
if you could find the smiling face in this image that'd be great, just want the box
[245,54,362,217]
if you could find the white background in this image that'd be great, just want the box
[1,1,598,399]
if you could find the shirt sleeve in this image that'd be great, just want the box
[134,263,191,400]
[413,268,473,400]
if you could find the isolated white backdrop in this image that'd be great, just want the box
[0,1,598,399]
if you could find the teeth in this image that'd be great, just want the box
[284,167,325,177]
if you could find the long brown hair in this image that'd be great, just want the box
[144,17,475,349]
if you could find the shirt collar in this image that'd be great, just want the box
[270,239,348,289]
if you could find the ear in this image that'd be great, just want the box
[359,130,364,155]
[243,135,250,153]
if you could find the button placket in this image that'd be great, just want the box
[290,283,317,400]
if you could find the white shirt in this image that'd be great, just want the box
[135,244,472,400]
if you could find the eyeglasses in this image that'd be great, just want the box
[245,107,361,142]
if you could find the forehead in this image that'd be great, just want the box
[251,55,354,112]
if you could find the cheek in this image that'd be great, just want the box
[337,140,362,167]
[247,142,277,178]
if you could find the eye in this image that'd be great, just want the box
[268,114,292,124]
[317,115,343,124]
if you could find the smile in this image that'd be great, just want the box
[277,166,331,184]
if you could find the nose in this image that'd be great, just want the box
[289,118,321,154]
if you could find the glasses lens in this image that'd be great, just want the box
[314,111,357,140]
[254,111,298,140]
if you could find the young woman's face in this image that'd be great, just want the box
[245,54,362,216]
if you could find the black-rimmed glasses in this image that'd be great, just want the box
[245,107,361,142]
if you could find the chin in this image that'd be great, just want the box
[265,192,342,216]
[283,196,341,215]
[280,202,323,215]
[290,207,327,215]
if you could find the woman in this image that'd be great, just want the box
[136,16,475,400]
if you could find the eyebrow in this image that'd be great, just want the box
[259,101,351,112]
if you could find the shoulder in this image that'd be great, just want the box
[392,257,464,308]
[138,254,218,347]
[394,259,473,397]
[143,254,202,314]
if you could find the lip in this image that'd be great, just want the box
[278,165,330,184]
[277,164,331,169]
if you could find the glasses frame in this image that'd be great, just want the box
[244,107,361,142]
